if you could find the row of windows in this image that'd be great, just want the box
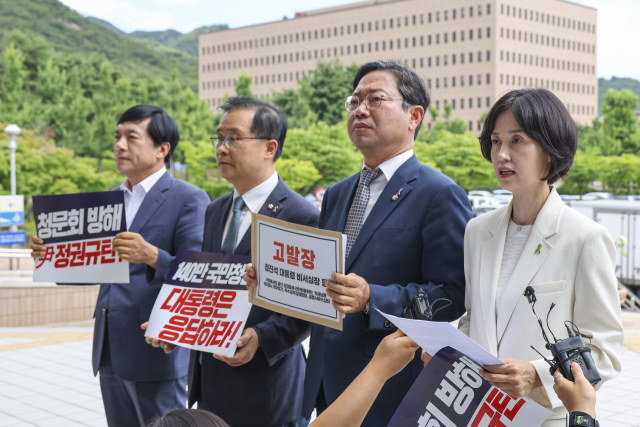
[428,74,492,89]
[500,4,595,33]
[427,51,491,67]
[500,51,596,76]
[200,4,493,56]
[501,28,595,54]
[500,74,595,97]
[427,28,491,44]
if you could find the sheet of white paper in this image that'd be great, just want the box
[374,307,504,366]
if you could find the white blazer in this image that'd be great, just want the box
[458,188,623,425]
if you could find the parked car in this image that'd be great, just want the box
[581,192,613,201]
[468,190,494,198]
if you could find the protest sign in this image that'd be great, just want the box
[33,191,128,283]
[374,307,503,366]
[145,249,252,356]
[250,213,345,330]
[388,347,553,427]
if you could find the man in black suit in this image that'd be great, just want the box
[145,97,318,427]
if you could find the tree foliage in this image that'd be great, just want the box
[601,89,640,154]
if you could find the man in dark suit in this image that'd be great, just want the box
[145,97,318,427]
[32,105,210,427]
[302,61,472,427]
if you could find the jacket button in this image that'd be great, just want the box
[102,309,106,315]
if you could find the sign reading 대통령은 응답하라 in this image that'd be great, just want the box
[32,191,129,283]
[250,213,345,330]
[144,249,252,356]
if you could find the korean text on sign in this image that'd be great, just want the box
[145,250,253,356]
[32,191,129,284]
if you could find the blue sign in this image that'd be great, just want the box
[0,231,27,246]
[0,195,25,226]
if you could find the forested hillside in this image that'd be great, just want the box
[0,0,199,90]
[599,77,640,113]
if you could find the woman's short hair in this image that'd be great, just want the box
[145,409,229,427]
[478,88,578,184]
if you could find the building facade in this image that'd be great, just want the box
[198,0,597,129]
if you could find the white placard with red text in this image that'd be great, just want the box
[32,191,129,283]
[250,213,345,330]
[145,249,252,355]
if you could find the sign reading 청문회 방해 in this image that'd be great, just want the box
[387,347,553,427]
[32,191,129,283]
[144,249,253,356]
[250,213,345,330]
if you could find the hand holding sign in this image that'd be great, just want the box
[141,322,177,353]
[213,327,260,367]
[243,263,257,288]
[112,232,158,268]
[370,330,420,380]
[325,272,370,314]
[30,236,46,258]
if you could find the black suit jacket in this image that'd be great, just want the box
[188,177,318,426]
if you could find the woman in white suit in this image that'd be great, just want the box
[456,88,623,426]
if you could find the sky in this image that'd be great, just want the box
[59,0,640,81]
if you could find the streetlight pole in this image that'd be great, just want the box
[4,124,21,233]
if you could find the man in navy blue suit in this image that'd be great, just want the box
[301,61,472,427]
[145,98,318,427]
[32,105,210,427]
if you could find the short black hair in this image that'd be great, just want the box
[352,60,430,139]
[145,409,228,427]
[479,88,578,184]
[117,104,179,165]
[219,97,288,161]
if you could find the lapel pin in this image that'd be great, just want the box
[391,188,403,202]
[534,244,542,255]
[271,205,278,213]
[267,204,274,210]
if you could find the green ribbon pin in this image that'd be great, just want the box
[534,244,542,255]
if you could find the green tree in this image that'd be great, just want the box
[602,89,640,154]
[414,130,497,191]
[235,72,253,97]
[0,43,26,120]
[276,159,321,193]
[559,151,600,196]
[600,154,640,195]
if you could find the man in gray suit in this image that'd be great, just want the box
[32,105,210,427]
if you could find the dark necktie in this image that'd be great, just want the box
[221,196,246,254]
[343,167,382,258]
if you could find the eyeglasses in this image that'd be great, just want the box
[344,92,407,112]
[210,134,269,149]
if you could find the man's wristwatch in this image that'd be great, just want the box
[365,301,370,315]
[566,412,598,427]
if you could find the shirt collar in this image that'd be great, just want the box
[120,166,167,195]
[233,171,279,213]
[363,149,414,182]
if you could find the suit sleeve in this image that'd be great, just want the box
[367,183,471,331]
[252,208,319,366]
[531,226,624,410]
[146,189,210,287]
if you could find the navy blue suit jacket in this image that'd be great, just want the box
[92,172,210,382]
[188,177,318,426]
[302,155,472,427]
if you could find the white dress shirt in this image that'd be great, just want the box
[119,166,167,230]
[362,149,414,222]
[222,172,279,250]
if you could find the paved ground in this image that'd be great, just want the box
[1,316,640,427]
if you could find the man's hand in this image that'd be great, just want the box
[481,358,542,398]
[369,330,420,381]
[243,263,257,289]
[140,322,177,353]
[31,236,46,258]
[553,363,596,419]
[325,272,370,314]
[113,232,159,269]
[213,327,260,367]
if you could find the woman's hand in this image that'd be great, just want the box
[369,330,420,381]
[481,358,542,398]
